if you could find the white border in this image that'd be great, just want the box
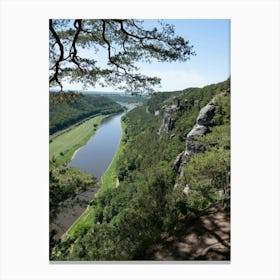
[0,0,279,279]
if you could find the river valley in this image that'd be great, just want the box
[51,112,125,240]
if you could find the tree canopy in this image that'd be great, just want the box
[49,19,195,93]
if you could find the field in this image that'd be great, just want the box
[62,118,126,241]
[49,115,105,166]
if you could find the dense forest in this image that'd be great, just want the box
[147,87,198,114]
[49,93,123,135]
[50,78,230,260]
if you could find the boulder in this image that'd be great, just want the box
[196,102,216,126]
[187,124,209,139]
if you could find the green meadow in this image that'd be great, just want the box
[49,115,105,166]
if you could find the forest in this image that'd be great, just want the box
[49,93,123,135]
[87,93,149,105]
[50,78,230,260]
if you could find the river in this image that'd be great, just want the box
[68,112,125,180]
[51,112,125,241]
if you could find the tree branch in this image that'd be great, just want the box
[70,19,83,69]
[101,20,127,74]
[49,19,64,90]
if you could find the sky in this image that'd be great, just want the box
[56,19,230,92]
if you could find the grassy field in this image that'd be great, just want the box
[63,118,126,241]
[49,115,105,166]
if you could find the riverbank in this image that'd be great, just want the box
[49,115,105,166]
[100,119,126,192]
[61,116,127,242]
[49,113,100,140]
[70,148,81,161]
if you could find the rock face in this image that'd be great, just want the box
[157,115,176,135]
[173,94,224,184]
[157,97,181,135]
[173,152,184,174]
[196,101,216,126]
[185,99,216,141]
[187,124,209,139]
[173,89,230,192]
[173,99,216,174]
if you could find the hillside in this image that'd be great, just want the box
[92,93,149,105]
[50,78,230,261]
[49,93,123,135]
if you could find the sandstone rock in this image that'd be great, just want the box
[173,96,180,107]
[173,152,184,174]
[157,114,175,136]
[187,124,209,139]
[173,89,230,193]
[162,115,175,131]
[196,103,216,126]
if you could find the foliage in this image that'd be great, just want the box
[50,78,230,260]
[49,19,195,92]
[49,115,104,166]
[147,87,197,113]
[49,166,97,223]
[50,92,123,134]
[95,93,149,105]
[180,148,230,213]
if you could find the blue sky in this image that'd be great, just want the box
[60,19,230,92]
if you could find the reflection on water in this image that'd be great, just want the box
[52,112,124,240]
[68,112,124,181]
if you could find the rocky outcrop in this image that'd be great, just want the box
[173,152,184,173]
[186,124,209,139]
[173,98,216,175]
[173,89,230,189]
[157,97,181,135]
[196,101,216,126]
[185,99,215,140]
[157,116,176,135]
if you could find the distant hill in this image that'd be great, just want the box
[147,88,197,114]
[96,93,149,105]
[49,93,123,135]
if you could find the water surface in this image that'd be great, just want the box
[68,112,124,180]
[51,112,124,240]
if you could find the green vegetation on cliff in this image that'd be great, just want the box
[51,78,230,261]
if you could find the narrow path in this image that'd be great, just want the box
[145,204,230,260]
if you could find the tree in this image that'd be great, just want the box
[49,19,195,93]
